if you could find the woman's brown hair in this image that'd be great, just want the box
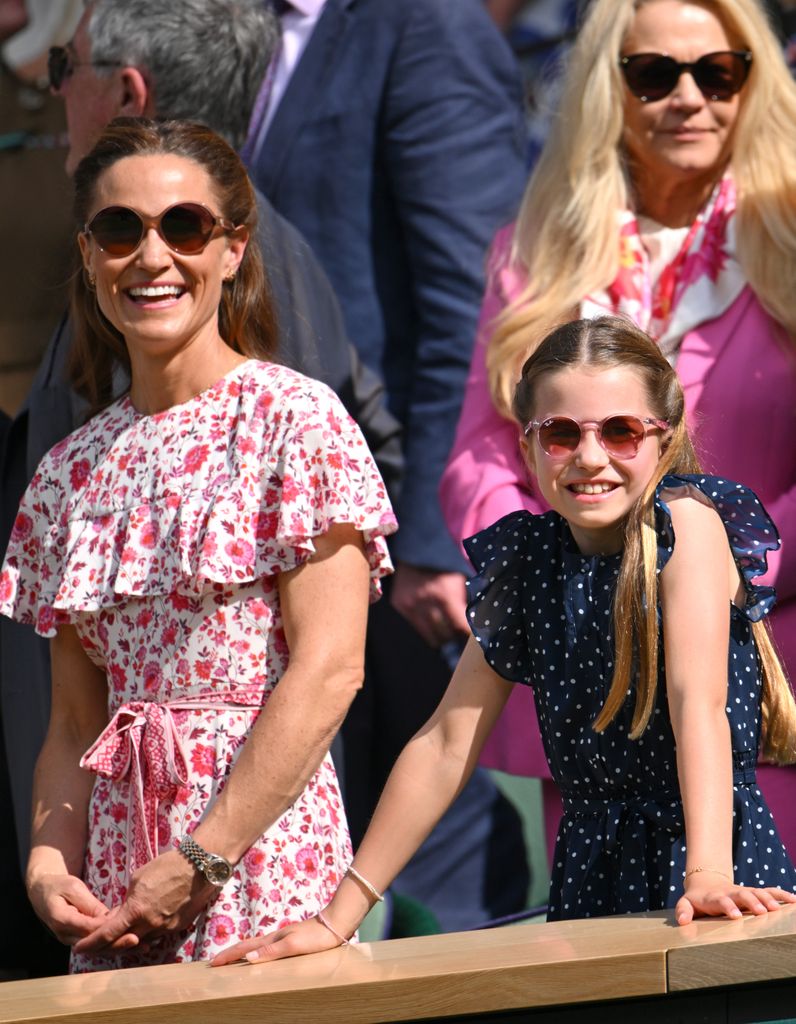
[70,116,277,415]
[513,316,796,763]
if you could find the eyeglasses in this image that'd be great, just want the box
[524,415,670,460]
[84,204,237,257]
[48,45,124,91]
[619,50,752,102]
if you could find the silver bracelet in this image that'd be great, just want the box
[347,865,385,903]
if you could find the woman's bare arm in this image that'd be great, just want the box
[27,625,112,945]
[74,522,374,954]
[212,636,514,964]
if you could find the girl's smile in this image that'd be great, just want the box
[521,364,667,555]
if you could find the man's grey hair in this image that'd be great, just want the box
[86,0,280,151]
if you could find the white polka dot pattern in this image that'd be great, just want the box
[463,474,795,920]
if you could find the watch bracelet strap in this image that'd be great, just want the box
[178,835,213,874]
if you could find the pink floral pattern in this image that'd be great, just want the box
[581,175,745,348]
[0,360,397,971]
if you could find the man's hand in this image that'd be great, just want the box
[72,849,217,956]
[390,563,468,648]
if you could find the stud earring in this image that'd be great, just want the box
[224,271,236,283]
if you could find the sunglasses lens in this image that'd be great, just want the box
[623,51,750,102]
[694,53,748,100]
[161,204,216,254]
[87,204,221,256]
[47,47,68,90]
[538,418,582,458]
[622,55,677,101]
[600,416,645,458]
[88,207,143,256]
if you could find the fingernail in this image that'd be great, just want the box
[246,951,260,962]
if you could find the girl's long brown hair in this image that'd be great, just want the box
[70,117,277,416]
[513,317,796,763]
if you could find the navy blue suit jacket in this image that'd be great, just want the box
[247,0,527,572]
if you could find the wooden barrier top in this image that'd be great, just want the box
[2,905,796,1024]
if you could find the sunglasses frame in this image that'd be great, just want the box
[84,203,238,257]
[524,414,670,461]
[48,45,124,91]
[619,49,753,103]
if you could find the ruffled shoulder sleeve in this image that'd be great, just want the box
[655,473,779,621]
[463,509,559,685]
[0,429,86,636]
[244,367,397,597]
[0,363,398,637]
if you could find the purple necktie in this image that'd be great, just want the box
[240,1,289,163]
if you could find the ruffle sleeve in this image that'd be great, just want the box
[655,473,779,621]
[0,364,398,637]
[463,509,556,685]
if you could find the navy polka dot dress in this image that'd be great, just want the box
[464,474,796,920]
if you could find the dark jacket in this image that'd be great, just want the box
[247,0,527,572]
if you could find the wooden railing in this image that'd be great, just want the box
[1,905,795,1023]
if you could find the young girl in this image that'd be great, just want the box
[213,316,796,965]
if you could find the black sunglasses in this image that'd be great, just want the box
[620,50,752,102]
[47,45,124,91]
[84,203,237,257]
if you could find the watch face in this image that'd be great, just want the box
[205,855,233,886]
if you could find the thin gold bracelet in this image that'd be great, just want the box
[684,866,733,882]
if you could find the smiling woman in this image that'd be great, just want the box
[439,0,796,861]
[0,118,397,972]
[77,151,249,412]
[620,1,745,225]
[69,118,275,415]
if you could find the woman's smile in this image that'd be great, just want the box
[79,153,246,373]
[124,282,188,307]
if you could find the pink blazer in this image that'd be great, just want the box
[441,225,796,777]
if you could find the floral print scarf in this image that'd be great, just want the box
[581,175,746,354]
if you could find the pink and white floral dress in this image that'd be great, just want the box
[0,360,396,971]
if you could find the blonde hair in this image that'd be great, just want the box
[488,0,796,418]
[513,317,796,763]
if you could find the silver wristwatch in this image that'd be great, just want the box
[178,835,233,886]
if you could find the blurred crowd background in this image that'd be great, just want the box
[2,0,794,419]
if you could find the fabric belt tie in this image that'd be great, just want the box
[732,749,758,785]
[561,766,757,913]
[561,791,683,914]
[80,688,263,876]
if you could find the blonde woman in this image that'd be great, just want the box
[214,317,796,962]
[440,0,796,859]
